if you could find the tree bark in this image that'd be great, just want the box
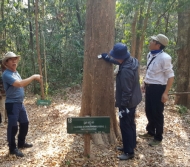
[138,0,153,60]
[130,10,138,57]
[135,0,145,60]
[0,0,5,53]
[28,0,37,93]
[175,4,190,108]
[75,1,82,30]
[80,0,119,146]
[133,0,153,61]
[35,0,45,99]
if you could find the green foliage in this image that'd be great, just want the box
[176,105,188,115]
[40,0,86,92]
[115,0,179,62]
[1,0,86,95]
[0,0,188,95]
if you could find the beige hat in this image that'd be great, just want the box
[150,34,169,46]
[2,52,20,67]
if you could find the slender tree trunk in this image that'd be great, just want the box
[41,0,47,96]
[0,0,5,53]
[42,31,48,96]
[28,0,37,93]
[0,0,4,20]
[135,0,145,60]
[80,0,119,146]
[138,0,153,60]
[175,4,190,108]
[35,0,45,99]
[134,0,153,61]
[75,1,82,30]
[130,10,138,57]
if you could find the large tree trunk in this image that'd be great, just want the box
[175,5,190,108]
[80,0,119,146]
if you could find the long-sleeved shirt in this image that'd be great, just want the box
[144,51,174,85]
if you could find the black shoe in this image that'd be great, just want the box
[10,148,24,157]
[117,153,134,160]
[116,146,124,152]
[18,143,33,149]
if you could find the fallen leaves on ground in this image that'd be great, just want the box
[0,88,190,167]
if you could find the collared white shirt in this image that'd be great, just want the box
[144,51,174,85]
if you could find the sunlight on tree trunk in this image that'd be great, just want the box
[80,0,120,147]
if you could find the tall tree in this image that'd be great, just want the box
[80,0,119,146]
[175,1,190,108]
[35,0,45,99]
[134,0,153,61]
[0,0,5,54]
[28,0,37,93]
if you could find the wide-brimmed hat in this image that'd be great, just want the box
[150,34,169,46]
[109,43,130,60]
[2,52,20,67]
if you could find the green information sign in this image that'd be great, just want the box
[36,99,51,106]
[67,116,110,134]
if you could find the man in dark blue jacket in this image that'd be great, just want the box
[99,43,142,160]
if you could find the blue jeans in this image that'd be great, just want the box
[6,103,29,151]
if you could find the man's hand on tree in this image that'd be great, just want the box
[97,53,110,62]
[101,53,110,62]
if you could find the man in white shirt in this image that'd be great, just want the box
[139,34,174,146]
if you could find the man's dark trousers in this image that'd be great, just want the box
[6,103,29,151]
[119,107,136,154]
[145,84,166,141]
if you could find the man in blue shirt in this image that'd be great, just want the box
[2,52,42,157]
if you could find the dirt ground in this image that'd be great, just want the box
[0,87,190,167]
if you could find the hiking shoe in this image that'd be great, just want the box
[149,139,161,147]
[139,133,154,139]
[10,148,24,157]
[18,143,33,149]
[117,153,134,160]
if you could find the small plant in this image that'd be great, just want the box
[176,105,188,115]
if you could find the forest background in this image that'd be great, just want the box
[1,0,190,166]
[0,0,190,108]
